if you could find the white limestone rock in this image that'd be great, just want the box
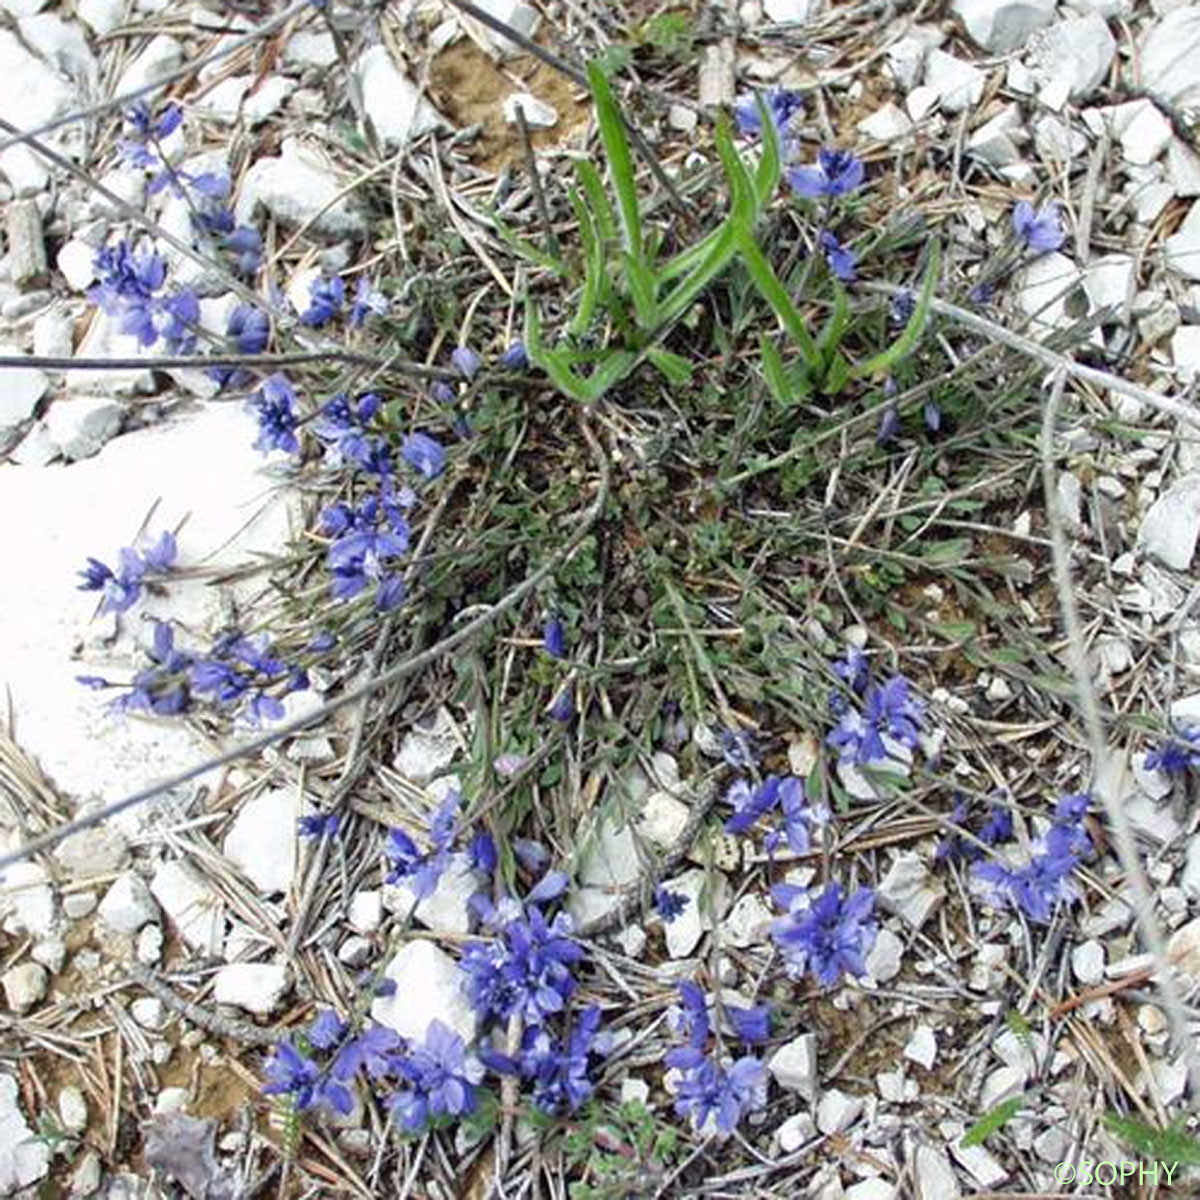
[1083,254,1135,315]
[355,45,445,148]
[1138,474,1200,569]
[284,31,337,69]
[371,939,476,1044]
[1026,15,1116,101]
[914,1146,962,1200]
[857,103,913,141]
[1,862,56,937]
[456,0,539,57]
[1014,252,1088,337]
[952,0,1055,52]
[905,1024,937,1070]
[99,872,158,934]
[77,0,123,34]
[877,852,944,930]
[0,351,48,429]
[0,1073,50,1191]
[724,892,773,948]
[57,1085,87,1135]
[386,851,478,934]
[503,93,557,129]
[1072,940,1106,984]
[925,50,984,114]
[223,788,298,896]
[2,962,47,1013]
[393,707,460,783]
[349,890,382,934]
[1139,7,1200,110]
[116,34,182,97]
[662,867,728,958]
[45,396,123,461]
[769,1032,818,1101]
[151,861,223,955]
[213,963,290,1016]
[235,138,366,239]
[865,926,904,983]
[816,1088,864,1135]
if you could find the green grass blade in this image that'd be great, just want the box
[961,1097,1023,1148]
[525,301,592,403]
[760,334,789,404]
[623,250,659,330]
[713,115,758,231]
[646,347,693,385]
[658,224,729,285]
[587,61,644,266]
[817,281,851,357]
[493,212,569,276]
[736,228,820,370]
[575,159,616,243]
[1103,1114,1200,1165]
[657,221,736,325]
[581,349,639,402]
[851,239,941,379]
[567,187,602,335]
[753,92,782,207]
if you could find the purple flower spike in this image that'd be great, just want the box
[300,275,345,327]
[787,148,865,199]
[1012,200,1064,255]
[250,374,299,455]
[733,88,803,141]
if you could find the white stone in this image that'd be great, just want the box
[777,1111,816,1153]
[1166,200,1200,282]
[886,29,941,90]
[619,1078,649,1106]
[1033,114,1088,162]
[503,93,557,129]
[58,1085,87,1135]
[905,1024,937,1070]
[1083,255,1134,316]
[1,861,55,938]
[1139,8,1200,110]
[77,0,123,35]
[1014,252,1086,336]
[71,1148,102,1196]
[63,892,96,919]
[131,997,165,1030]
[195,75,249,124]
[663,867,727,958]
[235,138,366,239]
[98,872,157,934]
[950,1137,1008,1188]
[952,0,1055,52]
[993,1028,1045,1078]
[845,1182,895,1200]
[1145,1057,1188,1106]
[877,852,944,930]
[243,76,293,125]
[355,45,444,148]
[915,1146,961,1200]
[0,353,48,429]
[668,104,697,133]
[19,13,97,88]
[393,707,460,783]
[1181,837,1200,899]
[1027,15,1115,101]
[866,926,904,983]
[1167,916,1200,981]
[1105,99,1173,166]
[0,1073,49,1191]
[1174,326,1200,380]
[1072,940,1105,984]
[387,851,478,934]
[116,34,182,97]
[764,0,821,18]
[223,788,298,895]
[44,396,122,461]
[768,1032,817,1101]
[136,923,162,966]
[965,105,1024,169]
[337,935,371,967]
[151,861,223,955]
[213,963,290,1016]
[857,103,913,141]
[371,939,476,1044]
[32,310,73,360]
[816,1087,864,1135]
[284,30,337,69]
[1138,473,1200,569]
[2,962,47,1012]
[980,1065,1025,1109]
[925,51,984,114]
[349,889,382,934]
[31,937,64,974]
[456,0,538,56]
[723,892,773,947]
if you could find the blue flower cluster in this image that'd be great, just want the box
[663,982,769,1137]
[1145,727,1200,778]
[770,881,878,987]
[263,1009,483,1133]
[826,648,926,770]
[76,530,177,615]
[722,773,826,856]
[934,793,1014,866]
[973,793,1093,924]
[89,241,199,353]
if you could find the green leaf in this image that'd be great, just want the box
[492,212,569,276]
[567,187,603,335]
[760,334,789,404]
[574,160,616,244]
[657,221,737,326]
[624,250,658,329]
[580,348,639,403]
[929,620,976,641]
[713,114,759,232]
[736,229,820,371]
[817,282,851,357]
[820,351,851,396]
[962,1097,1024,1148]
[587,61,644,266]
[852,239,941,379]
[753,92,782,206]
[921,537,973,566]
[646,347,693,385]
[1103,1114,1200,1165]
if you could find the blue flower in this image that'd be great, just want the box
[819,230,856,282]
[1012,200,1064,254]
[498,341,529,369]
[724,775,781,835]
[727,1003,771,1045]
[451,346,481,380]
[827,674,924,768]
[325,494,411,610]
[548,686,575,723]
[400,432,446,480]
[877,405,900,445]
[331,1023,404,1083]
[720,727,755,769]
[300,276,345,326]
[223,225,263,276]
[431,381,456,403]
[79,547,146,616]
[733,88,803,141]
[1145,728,1200,777]
[763,775,823,856]
[654,886,688,923]
[389,1020,484,1133]
[230,304,269,355]
[543,618,566,659]
[307,1009,349,1051]
[666,1049,767,1136]
[250,374,299,455]
[141,531,177,573]
[770,882,877,987]
[298,812,340,839]
[788,149,864,199]
[262,1041,353,1115]
[349,277,388,328]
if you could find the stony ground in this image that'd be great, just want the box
[2,0,1200,1198]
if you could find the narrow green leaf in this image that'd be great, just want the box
[567,187,602,335]
[581,349,639,402]
[658,224,727,285]
[817,282,851,357]
[961,1097,1024,1148]
[852,239,941,379]
[736,228,820,371]
[657,221,737,325]
[493,213,569,275]
[753,92,782,207]
[574,159,616,243]
[624,251,658,329]
[820,352,851,396]
[587,61,644,266]
[1103,1114,1200,1165]
[646,347,693,385]
[760,335,789,404]
[713,115,758,232]
[921,537,973,566]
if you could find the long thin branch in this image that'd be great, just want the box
[0,412,610,874]
[1040,368,1199,1097]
